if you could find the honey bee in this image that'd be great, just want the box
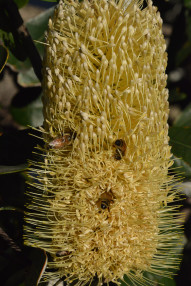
[49,133,75,149]
[56,250,72,257]
[96,190,114,211]
[113,139,126,160]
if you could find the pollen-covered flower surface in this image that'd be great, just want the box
[25,0,182,285]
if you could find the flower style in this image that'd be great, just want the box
[24,0,182,285]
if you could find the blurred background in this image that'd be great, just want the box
[0,0,191,285]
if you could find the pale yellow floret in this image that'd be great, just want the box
[24,0,182,285]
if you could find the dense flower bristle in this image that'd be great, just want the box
[24,0,182,285]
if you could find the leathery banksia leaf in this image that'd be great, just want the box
[24,0,183,285]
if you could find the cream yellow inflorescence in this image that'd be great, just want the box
[25,0,182,285]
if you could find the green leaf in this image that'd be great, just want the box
[0,15,28,61]
[121,273,177,286]
[7,49,31,71]
[5,7,55,86]
[164,279,176,286]
[0,7,54,81]
[176,41,191,66]
[169,127,191,177]
[0,164,27,174]
[171,155,191,178]
[18,67,40,87]
[26,7,54,56]
[174,103,191,127]
[39,0,57,2]
[184,0,191,9]
[11,95,43,127]
[0,0,28,8]
[0,44,9,73]
[120,275,134,286]
[169,88,187,103]
[0,29,28,61]
[185,9,191,42]
[148,275,176,286]
[14,0,29,9]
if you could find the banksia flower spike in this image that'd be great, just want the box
[24,0,182,285]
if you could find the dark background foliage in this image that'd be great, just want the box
[0,0,191,285]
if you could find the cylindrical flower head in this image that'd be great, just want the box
[25,0,182,285]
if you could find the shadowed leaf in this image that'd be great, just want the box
[174,103,191,127]
[5,7,54,84]
[39,0,57,2]
[11,95,43,127]
[184,0,191,9]
[26,6,54,55]
[171,155,191,178]
[0,164,27,175]
[169,89,187,103]
[18,67,40,87]
[176,41,191,66]
[25,248,47,286]
[14,0,29,8]
[0,44,9,73]
[0,129,43,165]
[169,127,191,177]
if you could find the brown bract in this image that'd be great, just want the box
[24,0,182,285]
